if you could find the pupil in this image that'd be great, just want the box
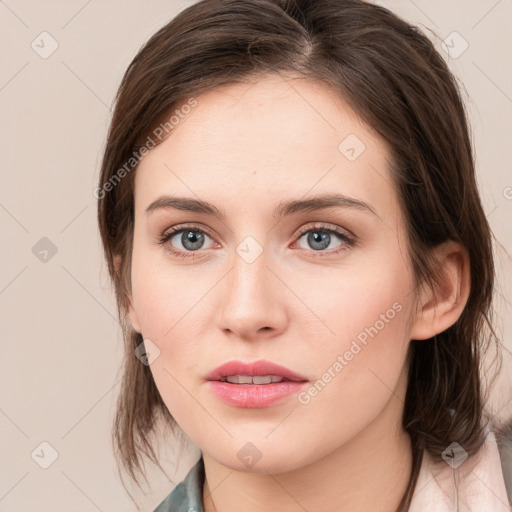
[309,231,329,250]
[183,231,204,250]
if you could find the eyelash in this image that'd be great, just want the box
[156,223,357,260]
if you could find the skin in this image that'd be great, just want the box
[127,73,470,511]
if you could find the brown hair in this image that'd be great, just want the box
[97,0,501,509]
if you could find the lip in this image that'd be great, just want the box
[205,360,309,408]
[205,360,309,383]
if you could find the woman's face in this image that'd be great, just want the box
[129,73,419,473]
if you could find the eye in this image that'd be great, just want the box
[293,223,356,256]
[157,224,216,259]
[157,222,357,260]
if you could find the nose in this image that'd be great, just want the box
[216,247,288,342]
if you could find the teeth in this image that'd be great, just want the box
[221,375,285,384]
[253,375,272,384]
[231,375,253,384]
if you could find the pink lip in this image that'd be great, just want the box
[205,360,308,408]
[205,360,308,382]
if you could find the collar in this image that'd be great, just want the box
[154,430,510,511]
[409,429,510,511]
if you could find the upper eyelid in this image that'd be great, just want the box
[295,222,353,237]
[162,222,354,245]
[163,223,216,240]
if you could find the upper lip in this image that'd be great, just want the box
[205,360,308,382]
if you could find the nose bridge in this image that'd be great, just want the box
[217,235,286,339]
[228,226,272,296]
[228,240,272,312]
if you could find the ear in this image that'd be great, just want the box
[114,254,142,334]
[410,240,470,340]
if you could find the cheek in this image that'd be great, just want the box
[304,259,411,351]
[130,256,208,423]
[130,240,209,340]
[297,257,413,403]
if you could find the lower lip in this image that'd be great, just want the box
[207,380,308,408]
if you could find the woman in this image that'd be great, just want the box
[96,0,511,510]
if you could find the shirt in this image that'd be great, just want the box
[152,430,511,511]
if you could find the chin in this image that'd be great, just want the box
[203,436,316,475]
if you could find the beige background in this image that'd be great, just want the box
[1,0,511,511]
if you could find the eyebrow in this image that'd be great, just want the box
[145,193,380,220]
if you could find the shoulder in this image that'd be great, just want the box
[153,457,205,512]
[409,427,511,511]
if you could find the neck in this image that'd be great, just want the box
[202,370,413,512]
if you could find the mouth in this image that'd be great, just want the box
[205,360,309,408]
[219,375,290,384]
[205,359,309,383]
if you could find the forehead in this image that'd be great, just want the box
[134,74,400,225]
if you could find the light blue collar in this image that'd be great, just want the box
[153,457,205,512]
